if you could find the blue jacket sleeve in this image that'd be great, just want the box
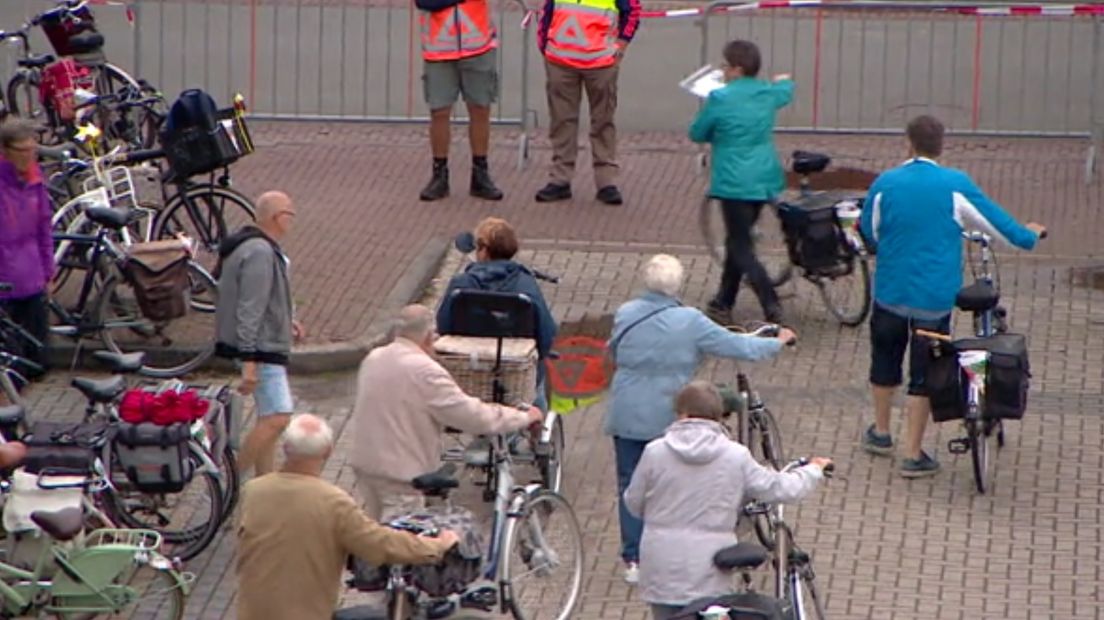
[953,173,1039,250]
[771,79,795,109]
[689,93,719,144]
[859,175,884,252]
[693,311,783,361]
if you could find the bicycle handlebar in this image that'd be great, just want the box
[0,351,45,375]
[727,322,796,346]
[783,457,834,479]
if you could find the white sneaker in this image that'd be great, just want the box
[623,562,639,585]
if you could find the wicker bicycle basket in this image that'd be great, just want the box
[433,336,538,405]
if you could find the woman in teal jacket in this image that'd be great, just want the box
[690,40,793,325]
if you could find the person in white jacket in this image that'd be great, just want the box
[623,381,832,619]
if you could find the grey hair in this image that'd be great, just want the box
[0,119,37,148]
[282,413,334,458]
[642,254,685,297]
[394,304,435,341]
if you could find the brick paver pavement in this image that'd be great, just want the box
[16,237,1104,619]
[226,122,1100,347]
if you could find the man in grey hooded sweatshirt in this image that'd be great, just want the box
[624,381,832,619]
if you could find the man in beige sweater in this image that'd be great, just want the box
[237,413,459,620]
[351,304,542,520]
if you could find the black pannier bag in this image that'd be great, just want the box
[955,333,1031,420]
[113,422,194,493]
[160,89,250,178]
[21,421,111,476]
[777,199,853,275]
[926,340,968,423]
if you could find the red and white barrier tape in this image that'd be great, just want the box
[635,1,1104,19]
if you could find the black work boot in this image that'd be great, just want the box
[419,159,450,201]
[470,156,503,201]
[535,182,572,203]
[596,185,624,205]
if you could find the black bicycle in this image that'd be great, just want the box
[47,206,218,377]
[700,151,873,326]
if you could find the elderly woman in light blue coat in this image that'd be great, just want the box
[606,254,795,585]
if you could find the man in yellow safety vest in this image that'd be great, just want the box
[535,0,642,206]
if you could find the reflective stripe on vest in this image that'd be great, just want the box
[420,1,497,61]
[545,0,619,69]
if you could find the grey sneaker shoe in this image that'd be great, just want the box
[861,424,894,456]
[900,451,941,478]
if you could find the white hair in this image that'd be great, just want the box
[642,254,684,297]
[282,413,334,459]
[394,304,435,342]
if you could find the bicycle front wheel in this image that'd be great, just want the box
[699,196,793,287]
[792,568,828,620]
[96,263,218,378]
[153,185,256,275]
[217,445,240,523]
[815,252,872,327]
[502,490,584,620]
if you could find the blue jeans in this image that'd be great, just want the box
[614,436,649,563]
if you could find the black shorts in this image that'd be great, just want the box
[869,303,951,395]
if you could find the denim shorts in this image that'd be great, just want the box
[868,304,951,395]
[254,363,294,416]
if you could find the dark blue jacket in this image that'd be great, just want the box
[436,260,557,359]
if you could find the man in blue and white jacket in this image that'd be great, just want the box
[858,115,1046,478]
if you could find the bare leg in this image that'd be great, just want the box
[429,107,452,159]
[238,414,291,476]
[466,103,491,157]
[872,385,895,435]
[903,396,930,460]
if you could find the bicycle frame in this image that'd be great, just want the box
[48,228,142,337]
[963,231,1001,338]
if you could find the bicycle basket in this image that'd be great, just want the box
[39,5,98,56]
[82,166,140,211]
[160,90,252,178]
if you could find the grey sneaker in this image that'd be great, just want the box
[900,451,941,478]
[861,424,894,456]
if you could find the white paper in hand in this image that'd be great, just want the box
[679,64,725,98]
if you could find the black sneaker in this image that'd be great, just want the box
[470,166,503,201]
[419,168,449,201]
[596,185,623,205]
[705,301,732,325]
[535,182,572,202]
[764,304,785,325]
[900,451,942,478]
[861,424,894,456]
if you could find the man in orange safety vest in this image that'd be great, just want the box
[415,0,503,202]
[535,0,642,206]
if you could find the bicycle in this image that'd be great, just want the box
[46,207,219,377]
[700,151,874,326]
[672,458,834,620]
[0,468,192,618]
[344,453,584,620]
[3,0,147,146]
[62,350,232,560]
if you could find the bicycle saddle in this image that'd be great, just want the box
[71,375,126,404]
[37,142,78,161]
[0,405,26,428]
[30,507,84,542]
[17,53,55,69]
[68,32,105,54]
[84,206,142,230]
[955,281,1000,313]
[792,150,831,175]
[411,463,460,496]
[713,541,769,571]
[92,351,145,375]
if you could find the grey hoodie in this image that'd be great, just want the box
[214,228,294,364]
[623,418,823,606]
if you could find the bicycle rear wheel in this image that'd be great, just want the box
[153,185,256,276]
[969,415,1000,494]
[96,263,218,378]
[502,490,584,620]
[217,445,240,523]
[699,196,793,287]
[794,568,828,620]
[53,559,187,620]
[101,448,224,562]
[814,252,872,327]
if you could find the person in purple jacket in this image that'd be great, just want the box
[0,120,54,376]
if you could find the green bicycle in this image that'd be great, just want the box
[0,471,191,619]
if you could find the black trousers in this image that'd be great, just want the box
[712,199,780,315]
[0,292,49,374]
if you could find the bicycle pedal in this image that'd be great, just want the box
[460,586,497,611]
[948,438,970,454]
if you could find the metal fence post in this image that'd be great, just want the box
[518,1,532,170]
[131,1,141,80]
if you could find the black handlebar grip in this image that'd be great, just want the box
[823,463,835,478]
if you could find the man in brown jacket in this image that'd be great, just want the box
[237,413,459,620]
[351,304,543,520]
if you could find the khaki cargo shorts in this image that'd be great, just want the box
[423,48,499,110]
